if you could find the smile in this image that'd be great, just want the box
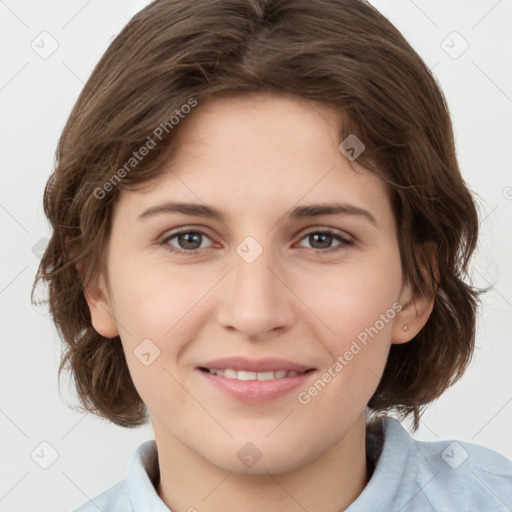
[197,358,316,403]
[202,368,309,380]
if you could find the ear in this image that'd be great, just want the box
[83,270,119,339]
[391,246,437,344]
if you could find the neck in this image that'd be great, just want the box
[155,412,369,512]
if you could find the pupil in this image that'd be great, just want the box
[180,233,201,249]
[311,233,331,249]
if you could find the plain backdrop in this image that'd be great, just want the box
[1,1,511,511]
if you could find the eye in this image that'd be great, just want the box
[161,229,214,255]
[159,227,353,256]
[296,229,353,253]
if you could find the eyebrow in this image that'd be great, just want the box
[137,201,377,225]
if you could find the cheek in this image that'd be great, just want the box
[110,270,192,420]
[109,259,211,341]
[295,257,402,415]
[107,260,216,400]
[297,257,402,347]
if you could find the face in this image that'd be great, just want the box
[88,92,427,474]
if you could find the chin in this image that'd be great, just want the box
[205,441,314,476]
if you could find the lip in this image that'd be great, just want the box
[197,357,316,404]
[198,356,314,373]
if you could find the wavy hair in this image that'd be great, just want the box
[32,0,481,430]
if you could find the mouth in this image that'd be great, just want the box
[199,368,313,380]
[197,357,316,403]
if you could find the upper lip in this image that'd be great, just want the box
[198,357,315,373]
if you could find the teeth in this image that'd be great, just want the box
[206,368,305,380]
[237,370,257,381]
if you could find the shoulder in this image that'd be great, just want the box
[70,439,162,512]
[413,433,512,507]
[385,417,512,509]
[71,479,131,512]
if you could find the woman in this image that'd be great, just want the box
[33,0,512,510]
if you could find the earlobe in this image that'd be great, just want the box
[392,283,435,344]
[84,273,119,339]
[392,245,437,344]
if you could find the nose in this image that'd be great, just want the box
[215,241,296,341]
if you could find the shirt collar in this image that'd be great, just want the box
[125,416,408,511]
[126,439,170,511]
[346,416,412,511]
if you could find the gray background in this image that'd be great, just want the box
[1,0,511,510]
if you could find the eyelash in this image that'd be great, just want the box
[159,228,354,256]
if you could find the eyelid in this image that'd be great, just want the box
[295,227,354,253]
[299,226,354,242]
[159,224,355,256]
[160,227,216,250]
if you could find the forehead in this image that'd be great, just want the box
[114,92,394,230]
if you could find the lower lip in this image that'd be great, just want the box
[198,370,315,404]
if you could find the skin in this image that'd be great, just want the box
[86,92,434,512]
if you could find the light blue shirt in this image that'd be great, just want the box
[72,416,512,511]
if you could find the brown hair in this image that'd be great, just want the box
[32,0,480,430]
